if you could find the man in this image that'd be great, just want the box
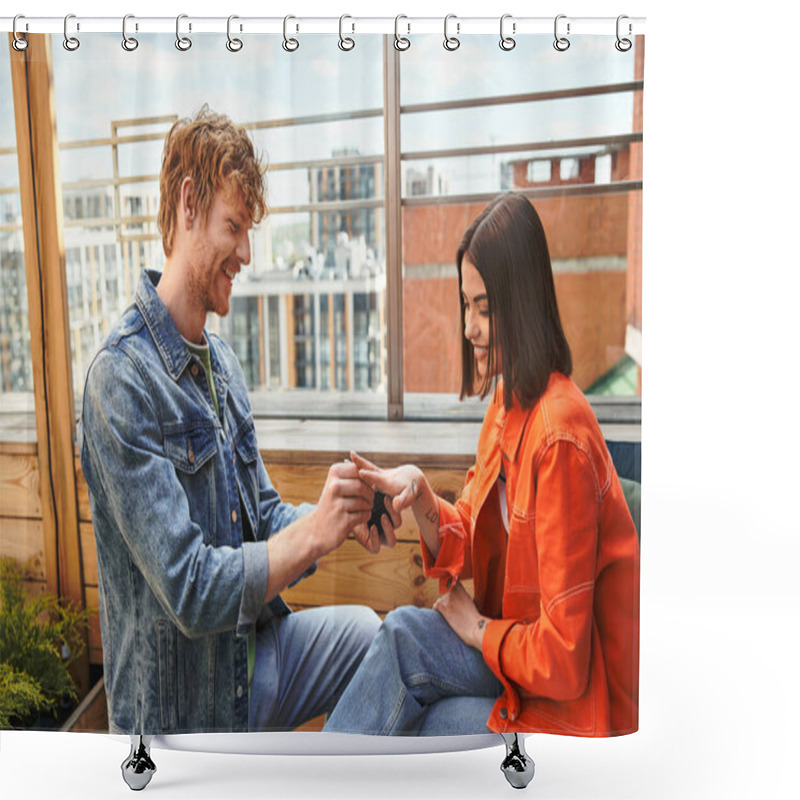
[80,107,394,735]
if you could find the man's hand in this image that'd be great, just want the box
[308,460,374,559]
[351,450,442,560]
[434,581,491,651]
[353,491,400,554]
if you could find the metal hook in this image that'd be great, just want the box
[338,14,355,51]
[615,15,632,52]
[122,14,139,51]
[499,14,516,51]
[12,15,28,51]
[443,14,460,51]
[394,15,411,51]
[175,14,192,51]
[226,15,243,52]
[283,15,299,52]
[553,14,570,52]
[63,14,80,51]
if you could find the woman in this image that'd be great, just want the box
[325,192,640,737]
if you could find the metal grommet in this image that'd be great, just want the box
[12,15,28,51]
[63,14,80,51]
[443,14,460,52]
[394,14,410,51]
[282,15,299,52]
[122,14,139,51]
[615,15,632,52]
[499,14,516,51]
[226,15,243,52]
[338,14,355,51]
[175,13,192,51]
[553,14,570,52]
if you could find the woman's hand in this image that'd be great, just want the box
[434,581,491,651]
[350,451,424,516]
[349,452,405,553]
[350,451,443,561]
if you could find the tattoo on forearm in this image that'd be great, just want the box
[477,619,486,630]
[411,479,423,501]
[424,506,439,525]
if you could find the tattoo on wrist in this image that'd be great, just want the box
[477,619,486,630]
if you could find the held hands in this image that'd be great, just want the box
[434,581,490,651]
[310,460,375,559]
[351,450,441,561]
[349,451,405,554]
[350,451,424,516]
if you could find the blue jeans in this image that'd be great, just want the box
[323,606,504,736]
[250,605,381,731]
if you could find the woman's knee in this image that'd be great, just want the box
[381,606,438,649]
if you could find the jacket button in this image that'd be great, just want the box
[191,364,199,377]
[188,450,195,465]
[232,510,238,524]
[499,707,508,719]
[236,684,243,698]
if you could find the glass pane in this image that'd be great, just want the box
[0,37,35,425]
[400,36,643,419]
[52,34,386,418]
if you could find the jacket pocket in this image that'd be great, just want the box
[233,418,260,505]
[163,421,218,543]
[163,421,218,474]
[505,509,540,595]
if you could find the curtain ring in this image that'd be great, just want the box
[12,15,28,51]
[63,14,80,51]
[122,14,139,51]
[615,15,632,52]
[553,14,570,52]
[338,14,355,51]
[394,14,410,51]
[443,14,460,51]
[499,14,516,51]
[175,14,192,51]
[226,15,243,52]
[283,15,299,52]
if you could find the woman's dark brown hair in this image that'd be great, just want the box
[457,192,572,410]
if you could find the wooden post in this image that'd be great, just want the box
[383,36,404,419]
[9,33,88,694]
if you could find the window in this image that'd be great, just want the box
[2,33,642,428]
[398,35,642,420]
[51,34,386,415]
[0,38,33,408]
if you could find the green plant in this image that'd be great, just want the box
[0,558,88,728]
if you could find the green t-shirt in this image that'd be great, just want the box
[184,337,256,688]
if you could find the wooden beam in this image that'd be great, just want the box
[383,37,404,420]
[9,33,88,692]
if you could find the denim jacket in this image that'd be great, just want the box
[80,269,313,734]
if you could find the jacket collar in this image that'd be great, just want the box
[135,268,231,384]
[493,380,533,465]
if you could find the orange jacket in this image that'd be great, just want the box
[421,373,640,736]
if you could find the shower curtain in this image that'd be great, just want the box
[1,18,642,744]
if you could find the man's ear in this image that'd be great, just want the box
[180,176,196,230]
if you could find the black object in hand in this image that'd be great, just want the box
[369,490,389,545]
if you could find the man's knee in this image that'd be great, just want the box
[340,605,381,652]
